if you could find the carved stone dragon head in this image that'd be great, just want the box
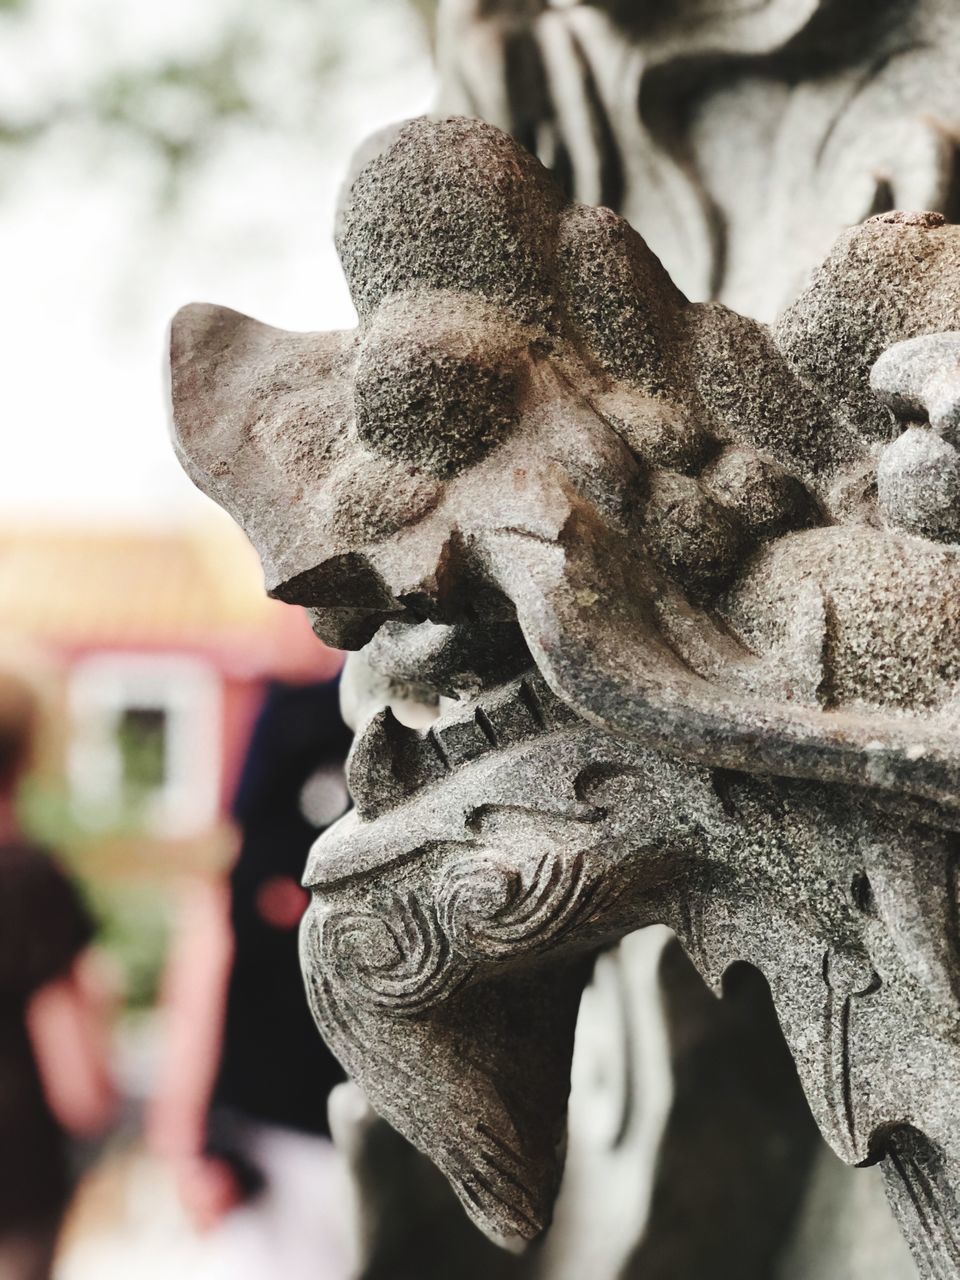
[171,117,960,1270]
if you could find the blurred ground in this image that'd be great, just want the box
[55,988,353,1277]
[59,1140,351,1280]
[58,1146,207,1280]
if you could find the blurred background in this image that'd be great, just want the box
[0,2,435,1274]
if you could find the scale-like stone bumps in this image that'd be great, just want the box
[171,116,960,1275]
[336,116,563,328]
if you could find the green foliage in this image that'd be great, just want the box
[86,879,172,1010]
[0,0,432,207]
[116,707,167,799]
[17,774,95,854]
[16,776,172,1010]
[18,774,150,853]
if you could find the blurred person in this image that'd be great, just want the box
[149,677,355,1279]
[0,672,116,1280]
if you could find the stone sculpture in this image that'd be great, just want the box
[170,112,960,1273]
[168,6,960,1273]
[328,925,856,1280]
[438,0,960,319]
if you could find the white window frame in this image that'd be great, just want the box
[68,653,221,837]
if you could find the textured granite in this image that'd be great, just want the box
[171,114,960,1276]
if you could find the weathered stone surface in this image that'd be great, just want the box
[776,214,960,447]
[332,930,868,1280]
[437,0,960,320]
[872,333,960,446]
[171,110,960,1277]
[549,935,825,1280]
[328,1080,527,1277]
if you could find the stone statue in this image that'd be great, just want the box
[168,3,960,1275]
[438,0,960,318]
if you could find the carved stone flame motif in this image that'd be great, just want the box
[171,98,960,1275]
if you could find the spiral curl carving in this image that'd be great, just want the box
[438,849,597,962]
[316,891,466,1014]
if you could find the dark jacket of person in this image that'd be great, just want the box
[0,842,93,1231]
[209,679,352,1146]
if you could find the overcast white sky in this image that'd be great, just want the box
[0,0,433,524]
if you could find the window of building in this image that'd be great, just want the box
[69,654,221,837]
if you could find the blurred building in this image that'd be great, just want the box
[0,520,338,880]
